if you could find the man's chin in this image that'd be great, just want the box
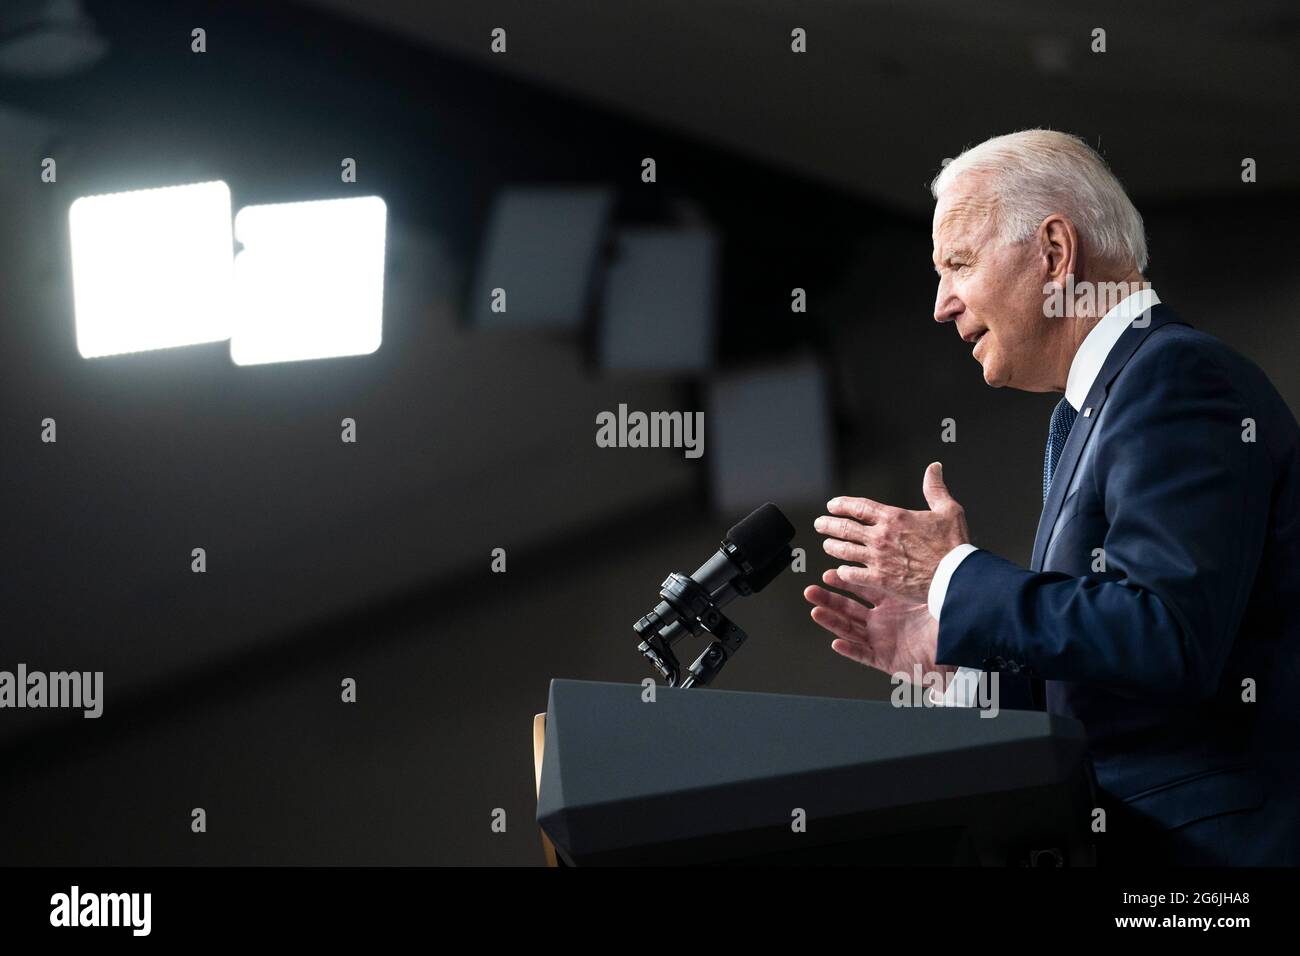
[979,360,1007,388]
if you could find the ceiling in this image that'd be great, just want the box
[293,0,1300,213]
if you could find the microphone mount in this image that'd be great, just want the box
[635,550,753,689]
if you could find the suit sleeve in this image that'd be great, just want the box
[935,335,1271,699]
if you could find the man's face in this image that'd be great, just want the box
[931,181,1054,391]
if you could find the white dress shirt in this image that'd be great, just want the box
[929,286,1161,706]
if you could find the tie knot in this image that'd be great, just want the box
[1050,396,1078,437]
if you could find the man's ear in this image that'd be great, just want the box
[1039,214,1079,286]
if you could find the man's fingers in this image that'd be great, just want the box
[821,536,870,564]
[813,514,876,544]
[830,638,878,669]
[833,563,888,595]
[921,461,953,511]
[821,567,889,605]
[803,584,870,623]
[826,496,891,523]
[809,606,868,645]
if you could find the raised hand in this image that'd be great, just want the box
[814,462,970,605]
[803,567,951,679]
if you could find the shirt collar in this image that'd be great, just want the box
[1064,285,1161,410]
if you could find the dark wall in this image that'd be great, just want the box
[0,0,871,743]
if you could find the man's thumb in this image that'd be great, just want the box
[922,461,951,510]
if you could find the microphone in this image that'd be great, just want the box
[691,501,797,595]
[635,503,795,686]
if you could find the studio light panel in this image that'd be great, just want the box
[69,185,387,365]
[231,195,387,366]
[598,228,717,372]
[706,356,835,514]
[470,187,613,330]
[68,180,234,358]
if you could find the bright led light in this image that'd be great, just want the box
[231,196,386,365]
[68,181,234,358]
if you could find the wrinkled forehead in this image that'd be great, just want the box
[931,178,998,247]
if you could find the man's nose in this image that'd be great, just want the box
[934,284,962,324]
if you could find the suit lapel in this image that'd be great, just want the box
[1029,305,1187,571]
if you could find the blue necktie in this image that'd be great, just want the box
[1043,397,1078,503]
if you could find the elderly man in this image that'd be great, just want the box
[805,129,1300,866]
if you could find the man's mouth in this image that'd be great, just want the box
[962,328,988,349]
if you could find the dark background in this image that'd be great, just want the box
[1,0,1297,864]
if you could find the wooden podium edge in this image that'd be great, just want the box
[533,712,558,868]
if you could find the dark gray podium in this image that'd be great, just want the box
[535,679,1097,866]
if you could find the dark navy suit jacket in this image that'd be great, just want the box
[936,304,1300,865]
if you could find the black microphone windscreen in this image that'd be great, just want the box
[745,546,793,593]
[726,503,795,567]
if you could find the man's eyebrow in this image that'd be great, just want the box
[933,248,974,270]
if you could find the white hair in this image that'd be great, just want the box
[930,129,1148,272]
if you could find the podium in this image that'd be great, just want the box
[534,679,1097,866]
